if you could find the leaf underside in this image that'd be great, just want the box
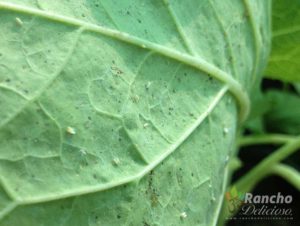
[0,1,270,225]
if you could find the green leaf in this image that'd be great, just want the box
[264,0,300,82]
[294,82,300,94]
[243,87,270,134]
[265,90,300,135]
[0,1,270,225]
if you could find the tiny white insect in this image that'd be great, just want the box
[79,149,87,155]
[225,155,230,163]
[15,17,23,26]
[112,157,120,166]
[143,123,149,128]
[131,95,140,103]
[141,44,146,48]
[180,212,187,219]
[223,127,229,134]
[145,81,152,89]
[66,126,76,135]
[211,196,216,202]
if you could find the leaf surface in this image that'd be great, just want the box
[0,1,270,225]
[265,0,300,82]
[265,90,300,135]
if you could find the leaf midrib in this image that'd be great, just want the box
[0,1,238,220]
[0,1,249,122]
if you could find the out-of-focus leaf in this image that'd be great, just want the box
[265,90,300,134]
[264,0,300,82]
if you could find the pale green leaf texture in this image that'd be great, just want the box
[0,1,270,226]
[265,0,300,82]
[265,90,300,135]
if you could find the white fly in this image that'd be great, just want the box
[180,212,187,219]
[15,17,23,26]
[66,126,76,135]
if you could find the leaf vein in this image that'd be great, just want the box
[243,0,262,85]
[17,86,229,205]
[0,1,249,121]
[161,0,197,55]
[0,27,84,129]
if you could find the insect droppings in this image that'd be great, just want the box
[15,17,23,26]
[66,126,76,135]
[180,212,187,219]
